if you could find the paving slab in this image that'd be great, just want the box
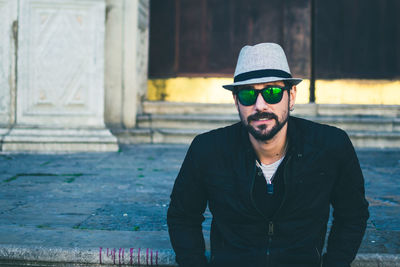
[0,144,399,266]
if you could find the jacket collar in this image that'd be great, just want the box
[287,116,304,158]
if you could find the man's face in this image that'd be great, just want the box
[233,81,296,141]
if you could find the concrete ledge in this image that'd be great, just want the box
[0,245,175,266]
[1,128,119,152]
[0,245,399,266]
[352,254,400,267]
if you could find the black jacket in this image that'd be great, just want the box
[167,116,369,267]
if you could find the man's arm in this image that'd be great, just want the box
[323,133,369,267]
[167,137,208,267]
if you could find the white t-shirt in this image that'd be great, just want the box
[256,157,285,184]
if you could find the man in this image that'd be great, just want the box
[167,43,369,267]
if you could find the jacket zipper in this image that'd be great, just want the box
[315,247,321,262]
[275,154,292,214]
[249,154,293,265]
[249,164,270,249]
[267,221,274,264]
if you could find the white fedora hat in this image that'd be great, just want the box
[223,43,302,91]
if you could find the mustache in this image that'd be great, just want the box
[247,112,278,123]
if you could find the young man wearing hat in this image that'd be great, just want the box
[167,43,369,267]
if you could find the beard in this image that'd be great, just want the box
[239,107,289,141]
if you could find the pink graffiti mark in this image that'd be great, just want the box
[99,247,102,264]
[146,248,149,265]
[156,250,158,265]
[138,248,141,266]
[130,248,134,265]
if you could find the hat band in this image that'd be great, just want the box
[234,69,292,83]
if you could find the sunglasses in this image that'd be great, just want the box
[235,86,290,106]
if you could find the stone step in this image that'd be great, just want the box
[143,101,400,117]
[137,114,400,133]
[130,102,400,148]
[114,128,400,148]
[1,128,119,152]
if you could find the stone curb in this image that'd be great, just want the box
[352,254,400,267]
[0,245,175,266]
[0,245,399,266]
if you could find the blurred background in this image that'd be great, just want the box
[0,0,399,152]
[148,0,400,104]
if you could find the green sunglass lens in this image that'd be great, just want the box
[238,89,257,106]
[238,87,285,105]
[262,87,283,104]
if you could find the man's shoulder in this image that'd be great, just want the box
[194,122,242,144]
[290,116,351,149]
[189,122,243,155]
[291,116,344,132]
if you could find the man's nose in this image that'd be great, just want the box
[254,92,270,112]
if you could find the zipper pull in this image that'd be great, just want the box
[268,221,274,236]
[266,184,274,194]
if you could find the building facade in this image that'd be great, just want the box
[0,0,399,151]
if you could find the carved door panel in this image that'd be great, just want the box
[17,0,106,127]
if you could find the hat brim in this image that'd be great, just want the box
[222,77,302,91]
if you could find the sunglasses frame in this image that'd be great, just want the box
[235,85,291,106]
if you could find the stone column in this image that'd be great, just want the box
[2,0,118,152]
[104,0,150,129]
[0,0,17,134]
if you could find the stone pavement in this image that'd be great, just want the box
[0,144,399,266]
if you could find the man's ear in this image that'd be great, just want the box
[233,92,239,111]
[289,85,297,110]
